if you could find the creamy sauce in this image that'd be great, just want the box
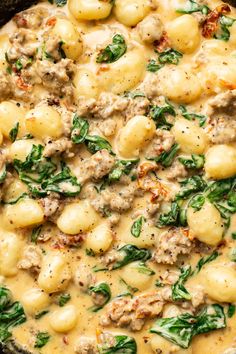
[0,0,235,353]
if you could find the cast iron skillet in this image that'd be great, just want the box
[0,0,235,352]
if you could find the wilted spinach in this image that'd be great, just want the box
[58,293,71,307]
[214,15,236,41]
[9,122,19,142]
[171,266,192,301]
[85,135,114,155]
[148,143,179,167]
[150,101,176,130]
[157,201,180,228]
[89,283,111,312]
[108,159,139,183]
[176,176,207,200]
[150,304,226,348]
[96,34,127,63]
[99,335,137,354]
[176,0,210,14]
[111,245,152,270]
[136,262,155,276]
[178,154,205,169]
[131,216,145,238]
[158,48,183,65]
[34,332,50,348]
[194,251,219,274]
[179,105,207,127]
[71,114,89,144]
[147,59,163,72]
[0,287,26,342]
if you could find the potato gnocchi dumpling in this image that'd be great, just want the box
[114,0,152,27]
[68,0,113,20]
[205,144,236,179]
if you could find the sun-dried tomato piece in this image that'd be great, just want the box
[202,4,231,38]
[154,31,171,53]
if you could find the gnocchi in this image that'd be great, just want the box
[205,144,236,179]
[118,115,156,158]
[114,0,152,27]
[0,101,25,138]
[121,261,153,290]
[0,230,22,276]
[157,66,202,103]
[187,201,224,246]
[49,305,78,332]
[2,198,44,229]
[52,18,83,60]
[172,118,208,154]
[167,15,200,54]
[38,252,72,293]
[57,201,99,235]
[202,263,236,302]
[25,105,63,140]
[68,0,113,20]
[98,50,146,94]
[21,288,50,316]
[85,222,113,254]
[73,68,99,99]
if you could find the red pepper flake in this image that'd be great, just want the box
[62,336,69,345]
[202,4,231,38]
[46,17,57,27]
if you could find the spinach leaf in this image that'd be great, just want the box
[89,283,111,312]
[176,176,207,200]
[179,105,207,127]
[2,192,28,205]
[172,266,192,301]
[35,310,49,319]
[99,335,137,354]
[158,49,183,65]
[150,101,176,130]
[136,262,155,276]
[189,194,205,211]
[13,145,81,198]
[206,179,233,203]
[0,287,26,342]
[119,278,138,296]
[229,248,236,262]
[71,114,89,144]
[14,59,23,71]
[124,91,145,99]
[147,59,163,72]
[9,122,19,142]
[131,216,145,238]
[228,304,236,318]
[148,143,179,167]
[155,280,165,288]
[108,159,139,183]
[176,0,210,14]
[31,225,42,243]
[112,245,152,270]
[55,0,67,6]
[178,154,205,169]
[34,332,50,348]
[96,34,127,64]
[85,135,114,155]
[42,163,81,197]
[157,201,180,228]
[150,304,226,349]
[194,251,219,274]
[58,293,71,307]
[0,165,7,184]
[232,232,236,240]
[214,15,236,41]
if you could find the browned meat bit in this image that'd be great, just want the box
[74,336,98,354]
[91,183,137,215]
[74,264,96,293]
[166,160,188,181]
[100,292,165,331]
[38,35,62,62]
[185,285,205,308]
[137,14,164,43]
[206,90,236,144]
[0,71,12,101]
[18,245,42,272]
[146,129,175,157]
[39,193,60,218]
[36,59,75,97]
[139,73,160,98]
[13,7,48,29]
[91,92,129,119]
[43,137,73,158]
[75,150,115,184]
[154,228,192,265]
[8,28,38,61]
[99,119,117,137]
[54,232,84,248]
[124,96,150,121]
